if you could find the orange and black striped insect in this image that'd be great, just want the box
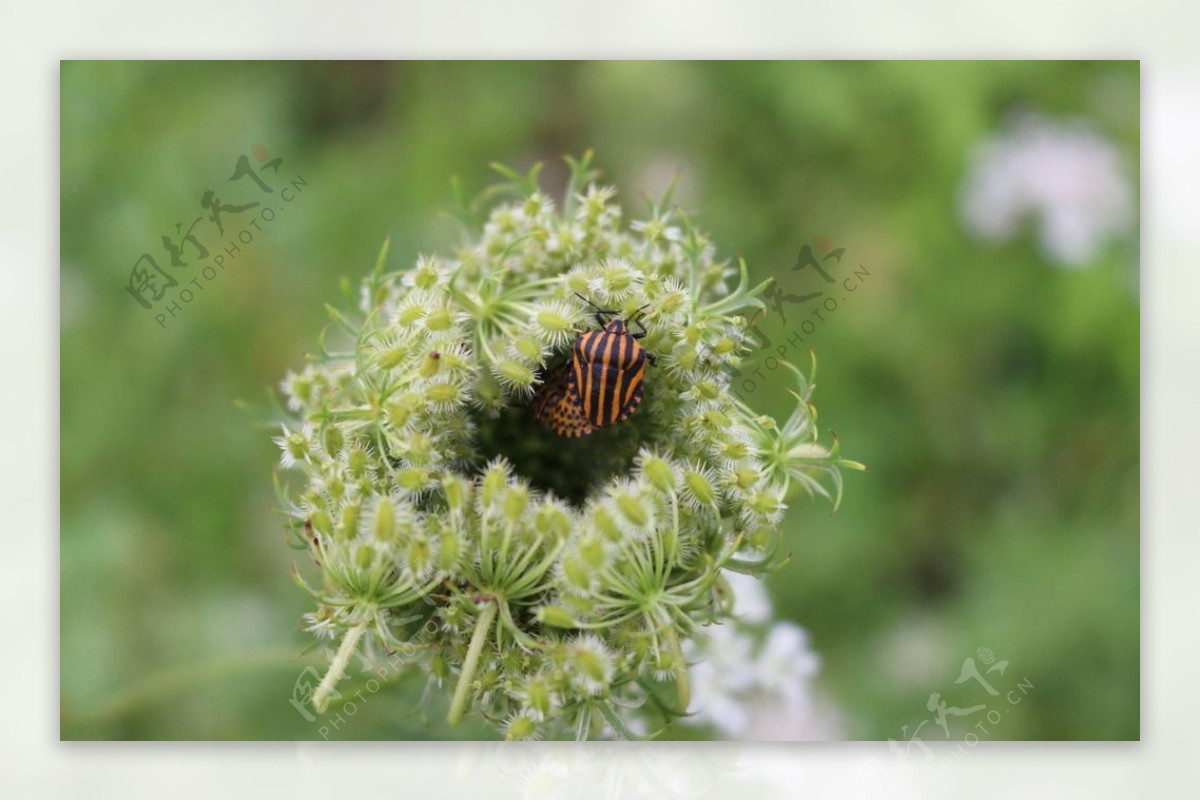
[533,294,655,437]
[532,360,595,438]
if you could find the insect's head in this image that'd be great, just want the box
[574,292,650,325]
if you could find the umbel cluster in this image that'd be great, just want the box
[273,155,858,740]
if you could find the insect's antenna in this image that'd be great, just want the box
[573,291,601,312]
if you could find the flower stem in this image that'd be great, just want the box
[665,490,680,563]
[662,624,690,713]
[313,619,368,713]
[447,601,497,726]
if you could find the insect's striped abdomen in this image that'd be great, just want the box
[571,321,647,428]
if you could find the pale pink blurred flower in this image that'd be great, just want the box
[960,112,1134,267]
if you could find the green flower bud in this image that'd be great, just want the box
[429,651,450,681]
[747,526,770,549]
[534,503,570,540]
[438,526,459,572]
[750,488,783,517]
[538,606,578,628]
[413,260,440,289]
[731,465,758,491]
[563,556,592,590]
[601,261,635,293]
[614,490,648,528]
[502,485,530,521]
[501,649,526,675]
[401,431,435,463]
[395,303,424,326]
[377,345,407,370]
[535,308,573,336]
[695,379,722,400]
[641,454,676,493]
[482,463,508,508]
[685,470,717,507]
[578,535,606,568]
[373,499,396,542]
[592,504,623,541]
[477,668,501,695]
[419,351,442,378]
[443,475,469,513]
[675,345,698,370]
[337,502,360,541]
[397,466,431,493]
[321,425,344,456]
[285,431,309,463]
[386,400,412,429]
[425,307,454,331]
[494,357,536,390]
[511,335,544,362]
[346,446,369,478]
[323,471,346,501]
[309,509,333,538]
[569,636,613,695]
[408,534,433,574]
[702,409,732,429]
[425,381,462,407]
[718,437,752,462]
[524,675,553,718]
[474,371,504,409]
[654,645,679,673]
[658,289,686,314]
[505,714,538,741]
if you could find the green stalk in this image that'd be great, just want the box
[313,618,368,713]
[662,624,690,713]
[447,602,497,725]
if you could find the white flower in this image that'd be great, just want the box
[960,111,1134,267]
[686,623,759,735]
[724,570,772,624]
[757,621,820,706]
[686,577,823,738]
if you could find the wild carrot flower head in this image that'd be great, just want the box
[274,153,860,739]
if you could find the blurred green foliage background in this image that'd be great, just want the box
[60,61,1139,740]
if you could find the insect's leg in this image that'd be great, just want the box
[628,303,651,338]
